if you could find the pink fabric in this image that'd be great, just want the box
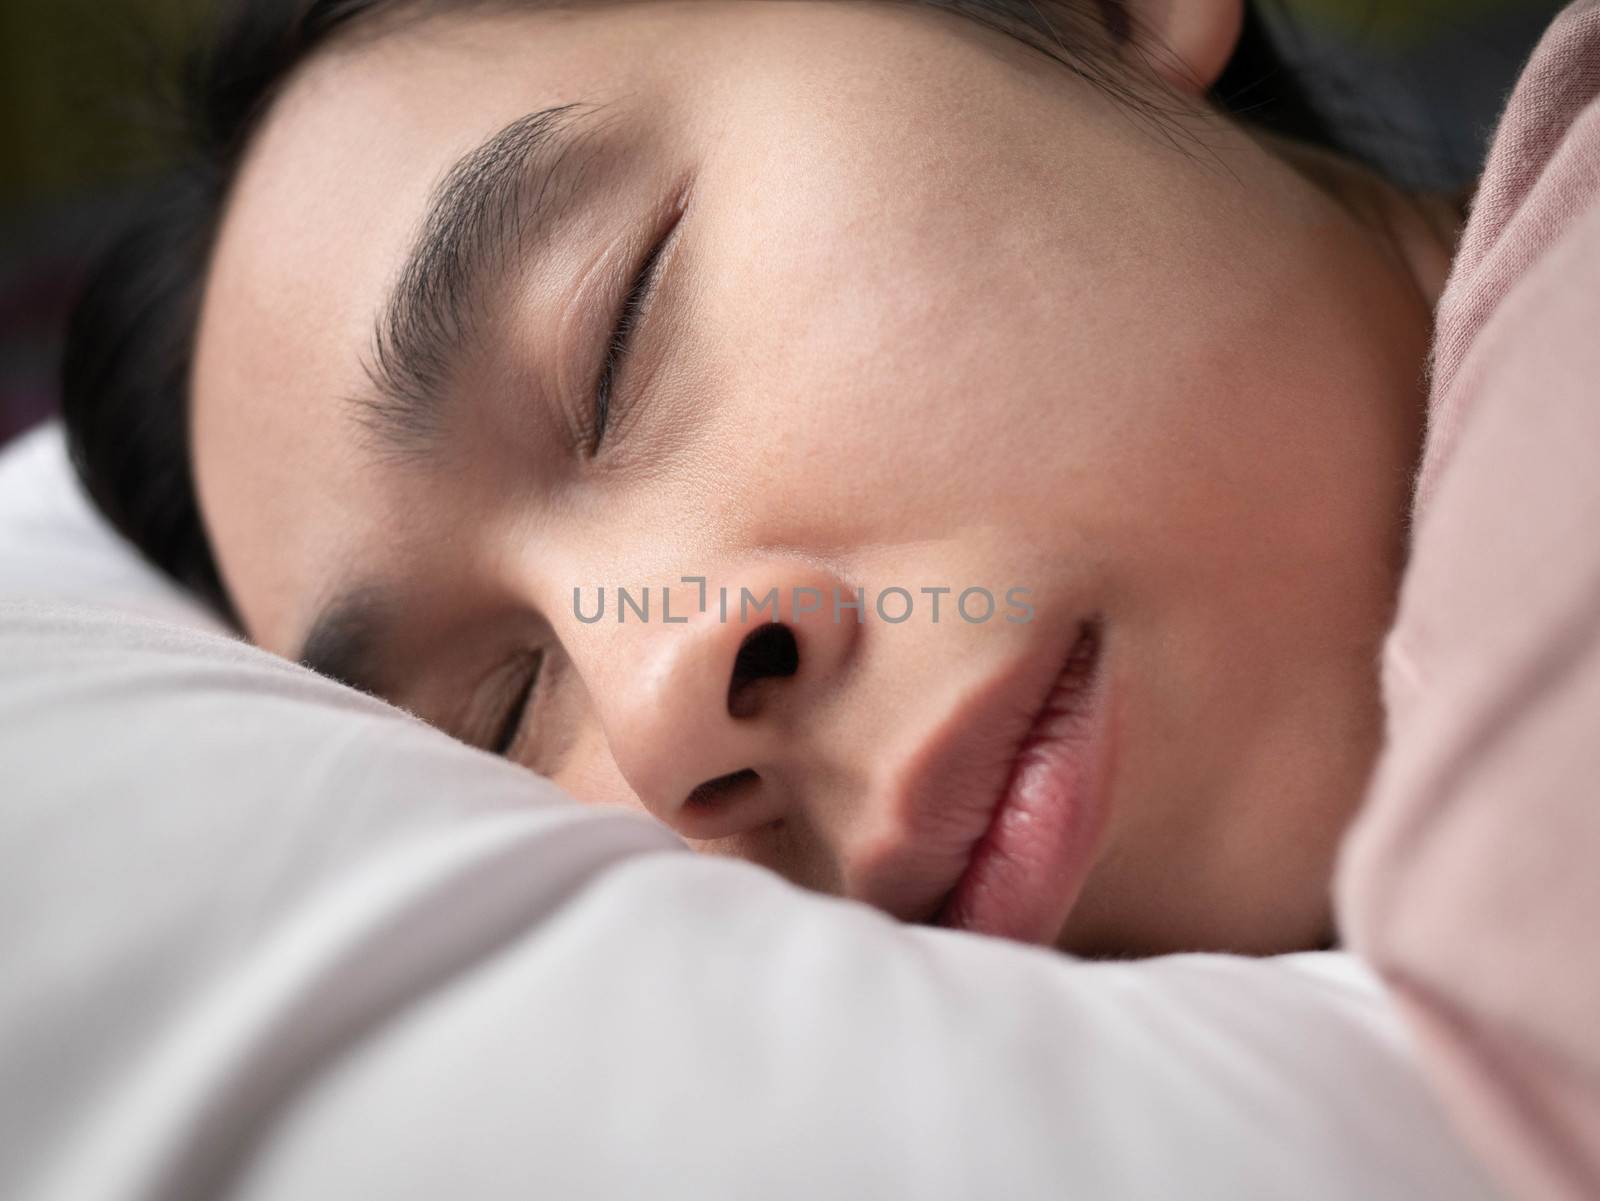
[1336,4,1600,1199]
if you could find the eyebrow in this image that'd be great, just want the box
[356,102,606,456]
[297,585,392,699]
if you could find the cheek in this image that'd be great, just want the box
[671,187,1096,550]
[547,720,640,811]
[660,92,1396,599]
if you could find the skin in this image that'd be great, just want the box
[191,0,1458,956]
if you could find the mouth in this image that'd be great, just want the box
[933,618,1113,945]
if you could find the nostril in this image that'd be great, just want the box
[685,767,761,814]
[727,623,799,719]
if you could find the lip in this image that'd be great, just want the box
[931,619,1112,944]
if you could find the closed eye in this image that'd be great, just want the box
[491,650,544,757]
[590,203,685,452]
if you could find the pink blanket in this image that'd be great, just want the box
[1336,3,1600,1198]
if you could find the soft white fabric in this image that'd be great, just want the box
[0,424,219,630]
[0,425,1501,1200]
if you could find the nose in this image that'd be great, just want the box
[578,566,860,840]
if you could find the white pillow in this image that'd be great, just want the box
[0,425,1500,1201]
[0,423,220,629]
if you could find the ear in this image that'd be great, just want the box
[1120,0,1244,94]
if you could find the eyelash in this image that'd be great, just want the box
[490,651,544,758]
[590,211,681,451]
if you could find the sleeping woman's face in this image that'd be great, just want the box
[191,0,1450,956]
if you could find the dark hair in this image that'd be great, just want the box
[61,0,1330,629]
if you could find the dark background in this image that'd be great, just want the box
[2,0,194,445]
[0,0,1570,449]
